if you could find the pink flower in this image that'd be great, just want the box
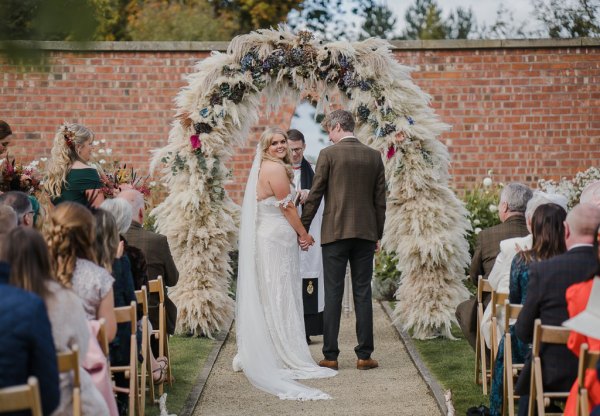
[386,145,396,160]
[190,134,201,150]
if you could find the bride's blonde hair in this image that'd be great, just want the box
[259,127,293,182]
[44,123,94,198]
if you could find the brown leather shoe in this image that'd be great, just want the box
[318,359,339,370]
[357,358,379,370]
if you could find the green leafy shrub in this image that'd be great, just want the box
[373,250,401,301]
[463,174,502,256]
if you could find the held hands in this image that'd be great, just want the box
[298,189,309,205]
[298,234,315,251]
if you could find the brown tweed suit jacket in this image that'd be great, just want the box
[469,215,529,284]
[301,137,386,245]
[124,221,179,334]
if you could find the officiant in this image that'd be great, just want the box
[288,129,325,344]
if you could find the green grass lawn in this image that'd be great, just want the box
[411,324,488,414]
[145,335,215,416]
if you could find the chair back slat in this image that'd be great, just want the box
[491,291,509,316]
[503,300,523,331]
[477,276,493,302]
[0,376,43,415]
[148,276,165,303]
[135,286,148,317]
[57,345,80,387]
[114,302,137,334]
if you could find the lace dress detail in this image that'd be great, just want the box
[71,258,114,320]
[255,193,332,379]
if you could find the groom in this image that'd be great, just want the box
[301,109,386,371]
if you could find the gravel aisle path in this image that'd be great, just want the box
[194,301,440,416]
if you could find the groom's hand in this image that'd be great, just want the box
[298,234,315,251]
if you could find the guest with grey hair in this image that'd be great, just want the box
[456,182,532,350]
[0,205,17,254]
[100,198,133,235]
[0,191,34,227]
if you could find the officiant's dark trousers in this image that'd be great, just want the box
[321,238,376,361]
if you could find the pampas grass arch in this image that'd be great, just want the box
[151,27,471,339]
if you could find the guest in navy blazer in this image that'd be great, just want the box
[515,203,600,415]
[0,260,60,415]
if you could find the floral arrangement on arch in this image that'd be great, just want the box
[538,166,600,209]
[0,154,45,194]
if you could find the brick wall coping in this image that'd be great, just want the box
[1,37,599,52]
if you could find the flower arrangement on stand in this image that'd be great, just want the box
[538,166,600,209]
[0,154,45,194]
[462,171,502,256]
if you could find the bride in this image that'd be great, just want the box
[233,127,336,400]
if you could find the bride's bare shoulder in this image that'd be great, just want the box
[260,160,285,174]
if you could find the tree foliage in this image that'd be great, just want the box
[127,0,235,41]
[358,0,398,40]
[477,2,528,39]
[287,0,355,41]
[532,0,600,38]
[400,0,475,40]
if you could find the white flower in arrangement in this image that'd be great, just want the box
[482,177,492,187]
[100,139,106,144]
[488,204,498,213]
[473,219,481,225]
[99,159,106,165]
[106,148,113,155]
[92,152,98,157]
[487,169,493,175]
[150,181,157,187]
[474,227,482,234]
[26,160,40,169]
[40,157,47,162]
[98,149,105,154]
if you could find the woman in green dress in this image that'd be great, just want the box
[45,123,105,207]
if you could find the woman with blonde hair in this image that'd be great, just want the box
[3,226,109,415]
[45,202,117,341]
[233,127,335,401]
[45,123,104,207]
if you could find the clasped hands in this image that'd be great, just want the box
[298,234,315,251]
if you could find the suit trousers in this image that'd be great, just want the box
[321,238,376,361]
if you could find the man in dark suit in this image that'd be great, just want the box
[456,182,532,349]
[301,109,386,371]
[118,189,179,336]
[514,203,600,416]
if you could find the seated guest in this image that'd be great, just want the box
[0,204,17,236]
[44,202,117,341]
[119,189,179,336]
[515,203,600,416]
[482,192,568,348]
[3,226,109,415]
[0,235,59,415]
[457,182,532,349]
[45,123,104,207]
[0,190,34,227]
[488,203,567,415]
[101,198,149,290]
[562,226,600,416]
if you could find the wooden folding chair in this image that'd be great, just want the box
[490,292,509,364]
[576,343,600,416]
[97,317,109,356]
[475,276,493,395]
[110,302,140,416]
[135,285,156,409]
[528,319,571,416]
[148,276,172,395]
[502,301,523,416]
[0,376,43,416]
[57,345,81,416]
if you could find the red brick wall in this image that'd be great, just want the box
[1,41,599,204]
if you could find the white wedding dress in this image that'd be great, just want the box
[233,147,336,400]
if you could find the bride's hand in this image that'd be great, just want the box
[298,234,315,251]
